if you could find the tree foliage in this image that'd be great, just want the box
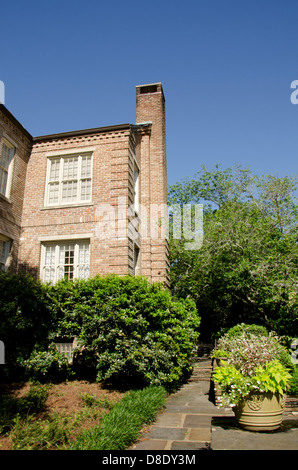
[168,164,298,339]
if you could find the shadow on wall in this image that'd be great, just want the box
[16,261,39,279]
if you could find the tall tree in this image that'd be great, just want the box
[169,165,298,340]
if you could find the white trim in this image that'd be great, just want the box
[39,233,93,242]
[133,160,140,214]
[40,239,90,283]
[45,147,96,157]
[40,202,94,210]
[44,152,93,207]
[0,138,15,199]
[3,133,18,149]
[0,237,11,271]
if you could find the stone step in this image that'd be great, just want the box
[285,396,298,411]
[190,365,212,381]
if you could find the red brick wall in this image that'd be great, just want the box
[18,127,137,278]
[0,105,32,270]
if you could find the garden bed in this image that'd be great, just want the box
[0,380,125,450]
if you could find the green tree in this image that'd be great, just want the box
[168,164,298,339]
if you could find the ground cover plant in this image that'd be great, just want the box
[69,385,167,450]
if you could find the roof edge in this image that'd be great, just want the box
[0,104,33,141]
[33,123,132,142]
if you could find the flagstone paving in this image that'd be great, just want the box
[130,357,298,451]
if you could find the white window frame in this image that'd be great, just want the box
[45,152,93,207]
[0,235,11,271]
[133,161,140,213]
[0,137,15,199]
[41,239,90,283]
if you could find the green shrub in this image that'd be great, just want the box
[0,273,200,387]
[0,272,51,380]
[20,345,72,383]
[224,323,269,338]
[288,366,298,396]
[211,348,231,358]
[46,275,200,390]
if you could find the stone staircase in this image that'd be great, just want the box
[190,343,213,383]
[190,360,213,383]
[197,343,213,357]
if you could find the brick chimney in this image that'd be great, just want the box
[136,83,169,286]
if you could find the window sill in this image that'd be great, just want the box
[40,202,94,210]
[0,193,12,204]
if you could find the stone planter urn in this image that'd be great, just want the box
[233,391,287,432]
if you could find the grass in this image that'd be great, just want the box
[10,413,70,450]
[0,382,50,434]
[69,385,167,450]
[0,382,167,450]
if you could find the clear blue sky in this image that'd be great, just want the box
[1,0,298,185]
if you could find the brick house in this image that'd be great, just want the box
[0,83,169,286]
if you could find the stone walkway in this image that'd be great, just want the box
[130,357,298,451]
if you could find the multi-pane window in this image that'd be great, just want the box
[0,238,11,271]
[42,240,90,283]
[46,153,92,206]
[0,140,15,198]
